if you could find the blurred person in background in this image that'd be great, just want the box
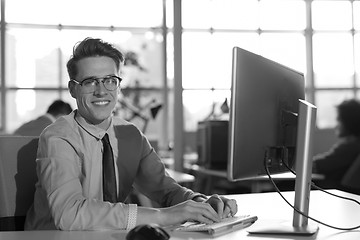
[313,99,360,191]
[13,99,73,136]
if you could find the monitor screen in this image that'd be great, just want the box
[228,47,319,235]
[227,47,305,181]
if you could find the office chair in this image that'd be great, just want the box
[341,154,360,195]
[0,136,38,231]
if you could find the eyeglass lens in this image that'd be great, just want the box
[81,76,120,92]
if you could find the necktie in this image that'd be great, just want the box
[102,133,117,203]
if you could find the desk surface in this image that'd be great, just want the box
[1,190,359,239]
[186,163,324,180]
[186,163,324,193]
[166,169,195,183]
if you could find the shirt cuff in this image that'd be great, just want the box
[126,204,138,230]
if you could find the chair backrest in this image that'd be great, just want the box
[341,154,360,194]
[0,136,39,231]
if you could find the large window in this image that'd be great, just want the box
[312,0,359,128]
[1,0,360,155]
[181,0,360,132]
[2,0,167,147]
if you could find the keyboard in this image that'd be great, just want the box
[174,214,258,235]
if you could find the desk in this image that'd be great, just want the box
[186,163,324,194]
[1,190,359,239]
[166,169,195,183]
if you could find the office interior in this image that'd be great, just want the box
[0,0,359,195]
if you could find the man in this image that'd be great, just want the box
[313,99,360,191]
[25,38,237,230]
[13,100,72,136]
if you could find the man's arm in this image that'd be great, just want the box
[313,138,358,174]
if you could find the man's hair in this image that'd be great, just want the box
[66,37,124,80]
[337,99,360,137]
[47,100,73,116]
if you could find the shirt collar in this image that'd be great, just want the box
[73,110,112,140]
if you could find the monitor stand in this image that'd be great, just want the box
[248,100,319,236]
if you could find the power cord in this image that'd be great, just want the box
[264,160,360,231]
[282,162,360,207]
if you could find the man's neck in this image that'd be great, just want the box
[77,111,112,131]
[96,118,112,131]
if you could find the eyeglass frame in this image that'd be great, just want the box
[70,75,122,92]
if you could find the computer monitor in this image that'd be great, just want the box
[228,47,318,235]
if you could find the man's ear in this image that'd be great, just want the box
[68,81,77,99]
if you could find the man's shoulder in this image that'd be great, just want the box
[112,117,143,136]
[41,114,77,139]
[14,115,53,136]
[336,136,360,148]
[112,117,138,129]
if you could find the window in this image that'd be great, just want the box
[311,0,358,128]
[1,0,360,154]
[181,0,360,132]
[2,0,166,144]
[182,0,307,131]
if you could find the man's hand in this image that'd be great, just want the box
[155,200,221,226]
[137,195,238,227]
[205,194,238,219]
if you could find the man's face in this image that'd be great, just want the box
[69,56,120,128]
[335,118,346,137]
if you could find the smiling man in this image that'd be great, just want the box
[24,38,237,231]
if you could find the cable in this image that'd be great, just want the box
[264,159,360,231]
[282,162,360,207]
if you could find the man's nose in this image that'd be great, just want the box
[94,80,107,94]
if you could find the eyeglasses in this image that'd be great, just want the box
[71,75,122,93]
